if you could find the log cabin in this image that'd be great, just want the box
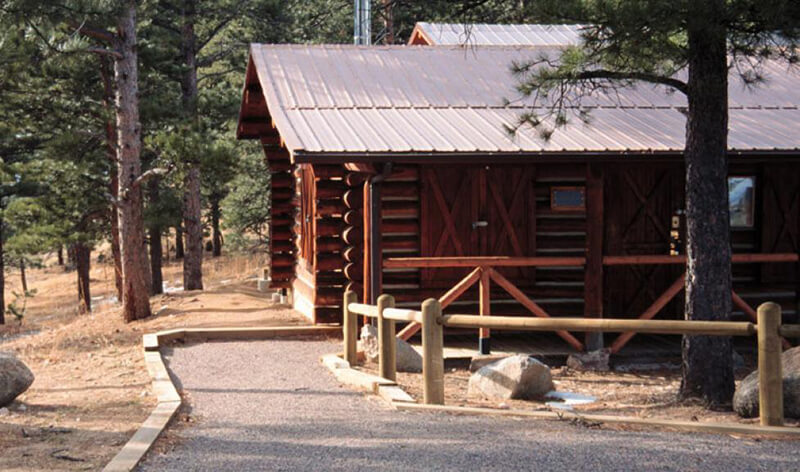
[236,42,800,354]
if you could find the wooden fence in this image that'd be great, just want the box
[343,290,798,427]
[382,253,800,354]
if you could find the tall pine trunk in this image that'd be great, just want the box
[175,225,185,259]
[74,243,91,314]
[0,219,5,325]
[149,176,163,295]
[149,226,163,295]
[116,0,152,322]
[210,197,222,257]
[181,1,203,290]
[57,246,64,266]
[183,167,203,290]
[101,56,123,302]
[680,0,734,407]
[19,260,26,292]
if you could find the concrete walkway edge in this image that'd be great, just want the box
[103,326,340,472]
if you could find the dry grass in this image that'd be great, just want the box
[0,251,304,471]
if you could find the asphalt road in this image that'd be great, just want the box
[138,339,797,472]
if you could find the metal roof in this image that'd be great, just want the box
[409,23,584,46]
[241,44,800,160]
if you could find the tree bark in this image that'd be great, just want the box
[19,260,27,293]
[116,0,152,322]
[0,219,5,325]
[680,0,734,407]
[74,243,91,314]
[183,166,203,290]
[382,0,394,44]
[175,225,185,259]
[101,55,124,303]
[210,197,222,257]
[57,245,64,266]
[148,178,163,295]
[149,225,163,295]
[181,0,203,290]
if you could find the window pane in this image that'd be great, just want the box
[729,176,755,228]
[551,187,585,211]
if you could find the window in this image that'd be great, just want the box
[729,176,755,228]
[551,186,586,211]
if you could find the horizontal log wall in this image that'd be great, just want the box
[312,164,349,324]
[264,141,295,289]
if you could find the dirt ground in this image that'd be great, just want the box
[0,252,306,471]
[358,361,800,433]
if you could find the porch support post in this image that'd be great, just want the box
[584,163,605,351]
[363,163,392,305]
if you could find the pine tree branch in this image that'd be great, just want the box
[68,20,116,45]
[87,47,122,59]
[573,69,689,95]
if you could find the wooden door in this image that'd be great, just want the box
[761,166,800,284]
[421,165,535,289]
[484,166,535,283]
[421,166,480,289]
[604,164,684,316]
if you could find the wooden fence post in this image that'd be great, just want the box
[343,291,358,365]
[479,268,491,354]
[422,298,444,405]
[377,294,396,381]
[757,302,783,426]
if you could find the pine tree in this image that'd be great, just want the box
[510,0,799,406]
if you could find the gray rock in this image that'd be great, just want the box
[468,354,554,401]
[0,352,34,407]
[733,346,800,419]
[567,349,610,372]
[469,354,510,373]
[360,324,422,373]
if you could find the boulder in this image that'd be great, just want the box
[733,346,800,419]
[360,324,422,373]
[468,354,554,401]
[469,354,510,373]
[0,352,34,407]
[566,349,610,372]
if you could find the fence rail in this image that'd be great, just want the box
[382,252,800,355]
[343,291,793,428]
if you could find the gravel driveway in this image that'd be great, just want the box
[138,338,796,471]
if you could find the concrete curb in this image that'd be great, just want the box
[103,325,340,472]
[393,402,800,438]
[319,353,416,407]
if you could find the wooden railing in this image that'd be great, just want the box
[383,253,799,354]
[343,291,798,427]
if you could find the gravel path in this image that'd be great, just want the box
[139,339,796,471]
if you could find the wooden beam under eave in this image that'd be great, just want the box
[238,118,272,139]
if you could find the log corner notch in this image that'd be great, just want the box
[264,139,295,290]
[584,163,604,351]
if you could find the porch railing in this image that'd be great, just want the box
[343,291,800,427]
[382,253,800,354]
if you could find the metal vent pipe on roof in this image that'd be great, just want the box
[354,0,371,45]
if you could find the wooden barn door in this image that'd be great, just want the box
[604,164,684,317]
[421,166,480,289]
[421,165,535,290]
[484,166,535,284]
[761,166,800,284]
